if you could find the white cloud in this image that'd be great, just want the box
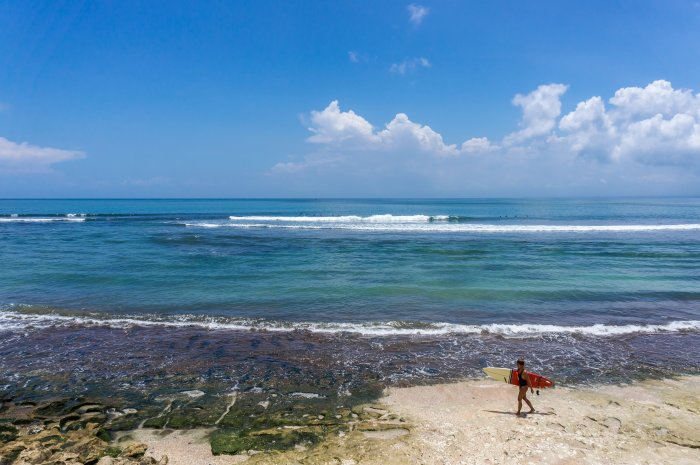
[0,136,85,172]
[557,80,700,164]
[408,4,429,25]
[305,101,457,156]
[390,57,431,75]
[274,80,700,195]
[379,113,458,156]
[609,80,699,120]
[307,100,378,146]
[348,51,359,63]
[557,96,615,159]
[461,137,498,153]
[504,84,568,145]
[615,113,700,164]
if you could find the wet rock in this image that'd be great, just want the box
[210,429,321,455]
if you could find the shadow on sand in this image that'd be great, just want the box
[483,410,556,417]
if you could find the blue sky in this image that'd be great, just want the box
[1,1,700,197]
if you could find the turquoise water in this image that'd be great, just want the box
[1,198,700,387]
[2,198,700,333]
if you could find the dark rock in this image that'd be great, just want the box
[210,429,321,455]
[0,424,18,444]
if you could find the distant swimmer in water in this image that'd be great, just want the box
[516,359,535,416]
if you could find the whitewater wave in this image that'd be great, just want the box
[185,219,700,233]
[0,309,697,337]
[0,217,86,223]
[228,215,450,223]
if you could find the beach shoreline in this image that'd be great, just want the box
[103,375,700,464]
[5,375,696,465]
[79,376,700,465]
[223,375,700,464]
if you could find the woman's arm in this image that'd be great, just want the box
[526,372,534,393]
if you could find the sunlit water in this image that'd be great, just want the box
[1,198,699,389]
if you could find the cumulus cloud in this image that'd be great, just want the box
[390,57,431,75]
[302,80,700,164]
[408,4,429,25]
[504,84,568,145]
[307,100,378,146]
[0,136,85,172]
[273,80,700,195]
[379,113,458,156]
[558,80,700,164]
[305,101,456,156]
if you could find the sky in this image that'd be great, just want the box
[1,0,700,197]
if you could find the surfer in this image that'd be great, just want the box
[516,359,535,416]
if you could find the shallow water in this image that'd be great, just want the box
[1,198,699,394]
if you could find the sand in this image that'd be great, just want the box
[121,376,700,465]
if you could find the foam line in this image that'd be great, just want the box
[0,310,697,337]
[186,221,700,233]
[0,217,86,223]
[228,215,448,223]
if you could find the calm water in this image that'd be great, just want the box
[1,198,700,388]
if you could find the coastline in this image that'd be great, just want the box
[4,375,697,465]
[223,375,700,464]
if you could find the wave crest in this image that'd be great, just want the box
[185,219,700,233]
[1,309,697,337]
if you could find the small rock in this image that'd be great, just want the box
[28,424,44,435]
[17,446,51,464]
[180,390,205,398]
[121,442,148,458]
[96,457,115,465]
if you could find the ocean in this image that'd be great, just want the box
[1,198,700,397]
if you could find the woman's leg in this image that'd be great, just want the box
[517,387,527,414]
[523,391,535,412]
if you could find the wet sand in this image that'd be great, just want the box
[127,375,700,465]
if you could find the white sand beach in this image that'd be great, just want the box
[125,376,700,465]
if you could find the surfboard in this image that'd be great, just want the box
[482,367,554,389]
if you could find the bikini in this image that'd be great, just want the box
[518,369,528,387]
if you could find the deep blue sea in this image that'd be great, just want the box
[1,198,700,386]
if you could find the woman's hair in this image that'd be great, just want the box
[516,359,525,366]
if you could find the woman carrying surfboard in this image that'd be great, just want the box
[516,359,535,416]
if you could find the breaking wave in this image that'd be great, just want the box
[180,216,700,233]
[1,308,698,337]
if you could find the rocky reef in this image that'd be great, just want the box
[0,366,404,463]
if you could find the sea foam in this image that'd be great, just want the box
[0,309,697,338]
[0,217,86,223]
[181,217,700,233]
